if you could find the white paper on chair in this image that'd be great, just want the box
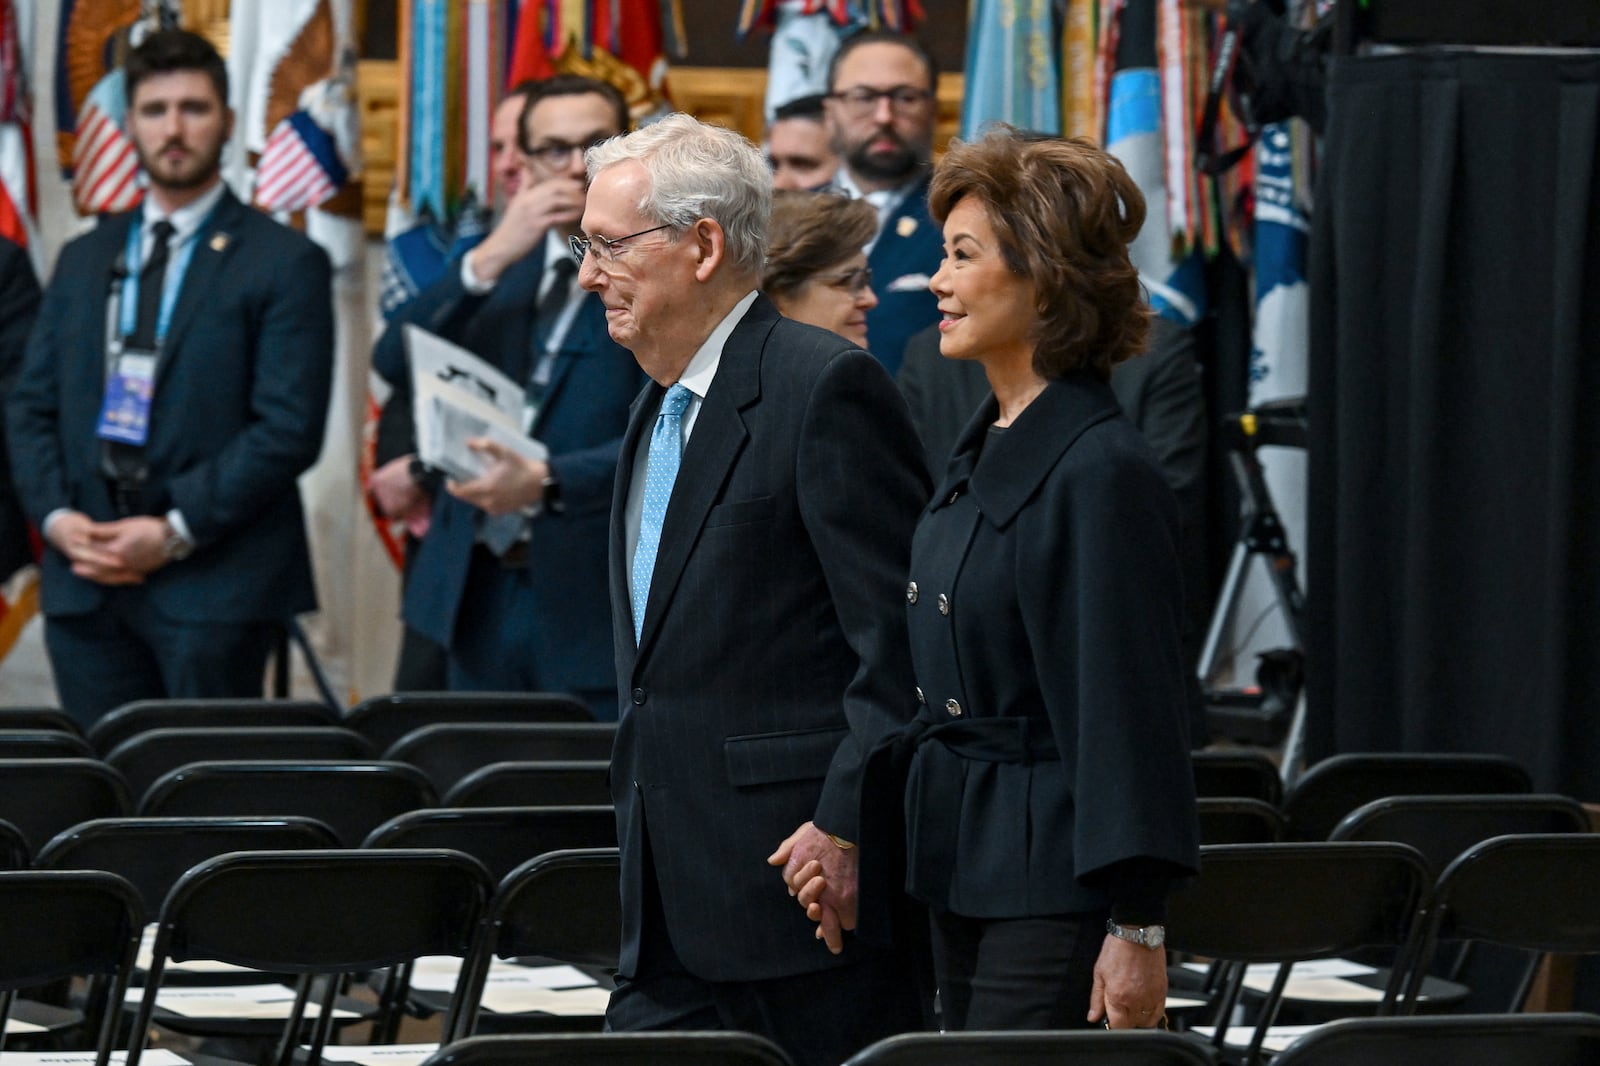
[2,1020,46,1035]
[123,984,361,1020]
[478,985,612,1016]
[314,1044,438,1066]
[407,957,595,993]
[0,1051,191,1065]
[1240,960,1383,1002]
[137,925,255,974]
[1193,1023,1324,1052]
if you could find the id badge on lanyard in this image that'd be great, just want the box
[97,344,158,446]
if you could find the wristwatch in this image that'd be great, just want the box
[162,519,194,562]
[1106,919,1166,950]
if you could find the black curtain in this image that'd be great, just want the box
[1306,52,1600,800]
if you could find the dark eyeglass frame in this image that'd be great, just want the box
[813,265,874,295]
[569,223,676,266]
[524,135,610,168]
[827,86,934,116]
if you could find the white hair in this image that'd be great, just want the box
[586,113,770,277]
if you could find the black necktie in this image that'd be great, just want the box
[131,219,176,350]
[529,257,578,400]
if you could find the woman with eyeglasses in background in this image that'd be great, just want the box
[761,190,879,351]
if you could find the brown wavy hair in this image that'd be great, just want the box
[762,190,879,301]
[928,126,1151,380]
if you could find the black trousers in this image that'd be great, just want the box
[929,908,1107,1031]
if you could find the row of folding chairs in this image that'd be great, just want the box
[0,844,622,1066]
[1192,750,1539,843]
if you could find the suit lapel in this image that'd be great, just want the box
[155,190,243,387]
[633,298,775,659]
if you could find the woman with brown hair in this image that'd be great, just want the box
[761,189,879,350]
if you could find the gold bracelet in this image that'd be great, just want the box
[826,833,856,850]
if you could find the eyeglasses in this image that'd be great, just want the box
[814,266,874,295]
[569,223,676,266]
[828,86,933,117]
[525,135,609,168]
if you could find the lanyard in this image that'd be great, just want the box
[117,207,214,345]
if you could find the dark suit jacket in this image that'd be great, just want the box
[609,294,930,983]
[0,238,40,581]
[901,374,1198,918]
[6,190,332,621]
[373,250,644,693]
[864,171,942,378]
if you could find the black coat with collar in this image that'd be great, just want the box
[902,372,1198,918]
[608,294,930,983]
[0,237,40,581]
[5,189,332,621]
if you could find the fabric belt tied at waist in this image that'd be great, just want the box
[918,714,1060,764]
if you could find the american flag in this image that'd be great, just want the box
[254,109,347,213]
[71,69,143,216]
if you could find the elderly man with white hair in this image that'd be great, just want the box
[579,113,931,1065]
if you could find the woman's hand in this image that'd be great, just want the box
[1086,934,1168,1029]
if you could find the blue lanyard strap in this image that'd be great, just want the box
[117,206,216,345]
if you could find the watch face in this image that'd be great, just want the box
[1144,926,1165,948]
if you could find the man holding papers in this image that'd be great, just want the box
[372,76,641,717]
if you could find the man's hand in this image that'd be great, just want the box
[466,172,587,285]
[1087,933,1169,1029]
[369,454,433,536]
[446,439,548,516]
[49,513,170,585]
[768,821,858,955]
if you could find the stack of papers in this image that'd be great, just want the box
[123,984,361,1020]
[408,957,608,1016]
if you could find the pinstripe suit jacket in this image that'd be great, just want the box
[608,294,930,982]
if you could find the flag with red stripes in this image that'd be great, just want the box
[254,109,349,213]
[71,69,143,216]
[0,0,36,250]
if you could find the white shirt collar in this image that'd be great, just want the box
[675,290,760,402]
[142,178,228,244]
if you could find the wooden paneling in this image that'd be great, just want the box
[356,60,401,234]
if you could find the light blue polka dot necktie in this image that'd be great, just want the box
[632,383,693,644]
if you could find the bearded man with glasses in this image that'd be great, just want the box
[370,75,644,717]
[822,31,945,376]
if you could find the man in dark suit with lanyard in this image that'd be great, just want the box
[6,29,332,728]
[823,31,944,376]
[371,76,642,718]
[579,113,930,1066]
[0,237,41,589]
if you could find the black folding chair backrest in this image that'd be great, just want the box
[0,758,133,852]
[385,723,617,796]
[845,1030,1218,1065]
[127,848,494,1066]
[1191,750,1283,806]
[0,706,84,736]
[89,698,339,756]
[107,726,375,801]
[139,760,437,846]
[1401,834,1600,1012]
[1271,1012,1600,1066]
[345,693,593,753]
[0,818,31,869]
[443,760,612,808]
[36,815,341,915]
[1165,842,1430,1064]
[365,806,616,882]
[1330,793,1590,880]
[421,1031,795,1066]
[1197,798,1285,844]
[0,869,143,1066]
[1282,753,1532,841]
[455,848,621,1038]
[0,728,95,758]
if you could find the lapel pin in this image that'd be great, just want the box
[896,216,918,238]
[209,233,230,252]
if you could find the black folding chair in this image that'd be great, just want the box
[0,706,83,736]
[1399,834,1600,1013]
[0,728,95,759]
[454,848,622,1039]
[1271,1012,1600,1066]
[1330,793,1590,878]
[139,760,436,846]
[125,848,494,1066]
[89,698,339,756]
[0,818,30,869]
[420,1031,794,1066]
[365,806,616,882]
[1191,750,1283,806]
[0,758,133,852]
[0,870,143,1066]
[1164,842,1430,1066]
[385,724,616,796]
[1281,753,1532,842]
[845,1030,1217,1065]
[1196,798,1285,844]
[443,761,612,808]
[344,693,593,754]
[107,726,375,801]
